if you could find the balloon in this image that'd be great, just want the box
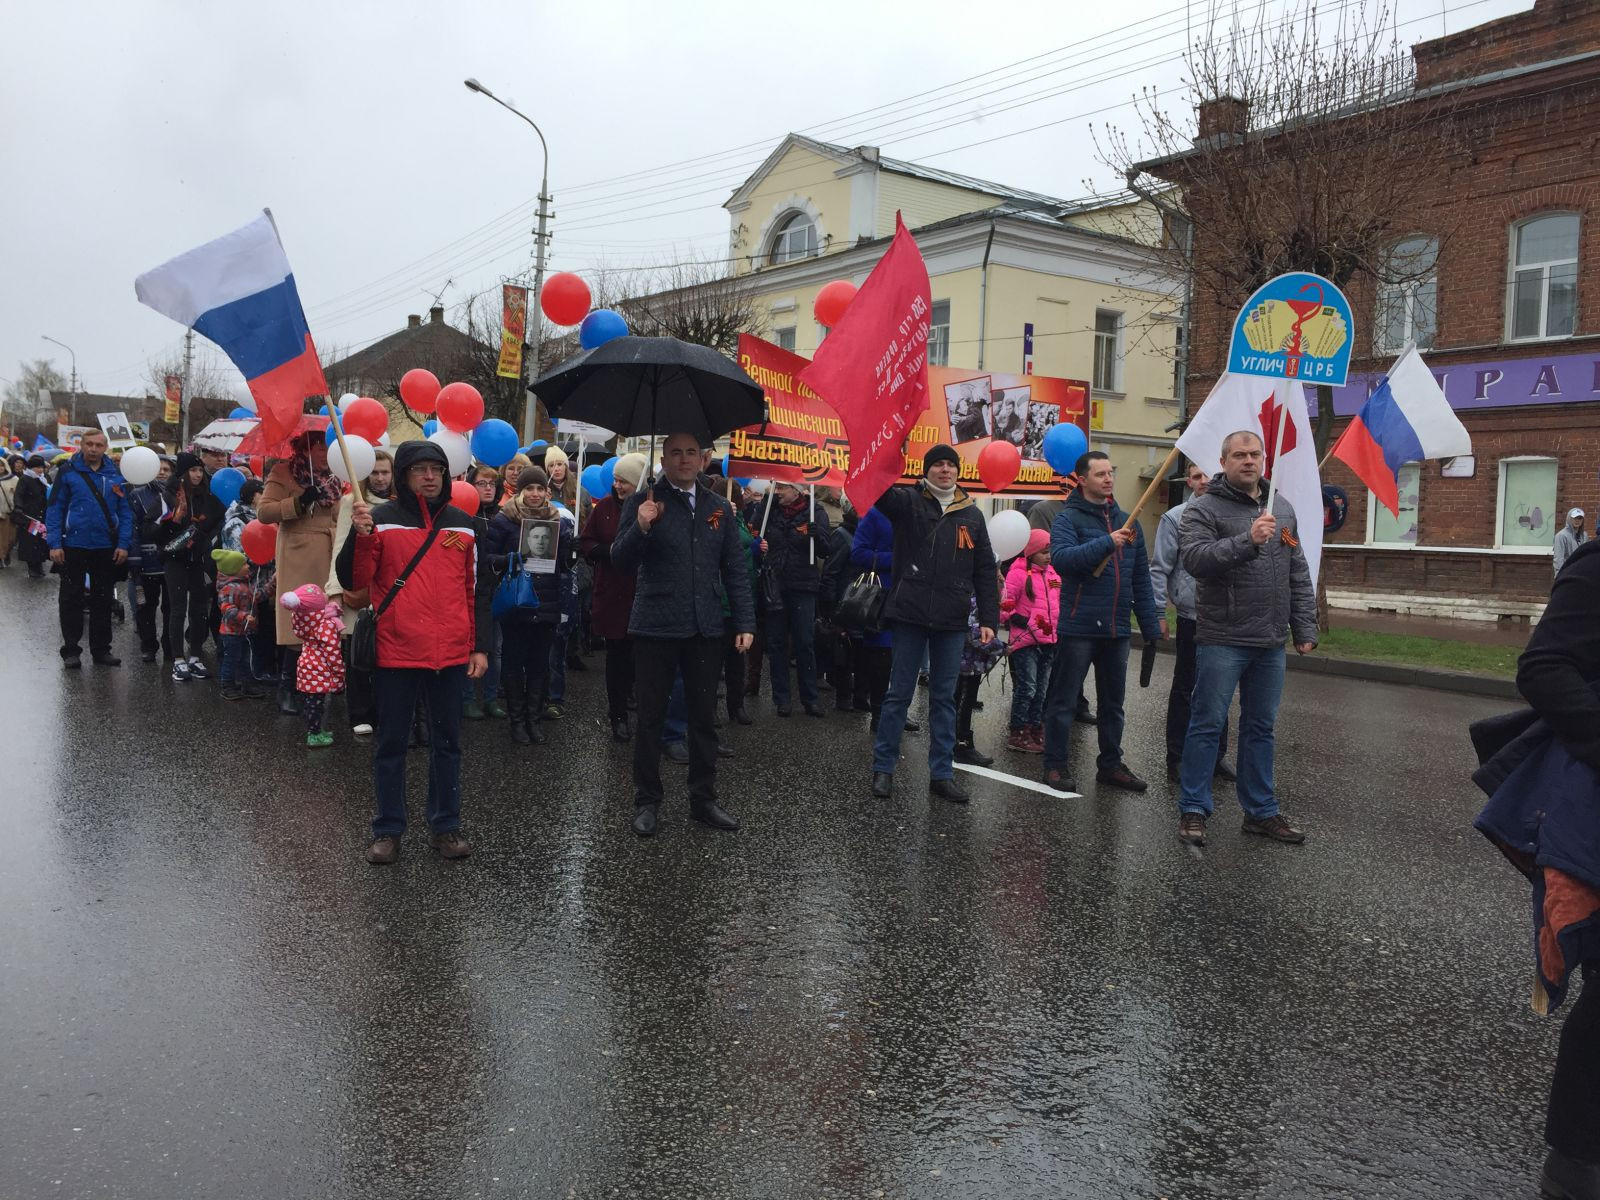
[1042,423,1089,476]
[435,382,484,433]
[210,467,246,506]
[745,478,770,495]
[328,434,375,484]
[470,418,519,467]
[736,477,752,488]
[428,430,472,477]
[814,279,858,327]
[240,519,276,565]
[578,308,628,349]
[987,510,1031,562]
[422,419,440,438]
[377,432,391,447]
[977,440,1022,493]
[341,396,388,443]
[399,368,441,413]
[248,455,265,478]
[449,479,478,514]
[580,463,607,500]
[228,407,255,420]
[119,445,159,486]
[234,394,258,413]
[530,439,547,448]
[540,272,592,326]
[325,424,340,446]
[338,393,360,412]
[597,457,616,493]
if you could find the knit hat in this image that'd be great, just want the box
[543,445,569,472]
[613,452,649,488]
[211,548,247,575]
[280,583,329,612]
[923,443,960,474]
[517,466,549,492]
[1023,529,1050,558]
[173,450,203,478]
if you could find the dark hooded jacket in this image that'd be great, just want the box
[873,481,999,632]
[157,452,225,565]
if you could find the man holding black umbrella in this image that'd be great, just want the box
[612,432,755,837]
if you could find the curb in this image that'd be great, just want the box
[1152,638,1518,700]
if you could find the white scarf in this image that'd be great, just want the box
[924,479,958,510]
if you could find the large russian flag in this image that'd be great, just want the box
[135,210,327,449]
[1330,345,1471,515]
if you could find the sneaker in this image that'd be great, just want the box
[221,684,243,701]
[352,723,374,737]
[186,657,210,680]
[62,655,82,670]
[306,731,334,748]
[172,660,192,682]
[1044,769,1076,794]
[542,703,565,721]
[1096,764,1149,792]
[1006,729,1037,754]
[1242,813,1305,844]
[140,649,157,663]
[1179,813,1207,845]
[431,830,472,859]
[1026,724,1046,753]
[365,836,399,865]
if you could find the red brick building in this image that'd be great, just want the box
[1155,0,1600,623]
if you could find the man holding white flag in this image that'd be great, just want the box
[1171,373,1321,847]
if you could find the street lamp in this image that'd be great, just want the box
[464,76,551,444]
[40,334,79,424]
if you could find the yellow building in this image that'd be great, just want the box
[722,134,1184,534]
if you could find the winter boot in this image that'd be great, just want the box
[503,676,531,746]
[952,677,994,767]
[276,647,303,715]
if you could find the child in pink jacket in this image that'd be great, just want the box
[280,583,346,748]
[1000,529,1060,753]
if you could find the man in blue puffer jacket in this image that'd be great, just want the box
[45,430,133,668]
[1041,449,1161,794]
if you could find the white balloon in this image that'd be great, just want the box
[338,393,360,412]
[234,393,258,413]
[745,478,770,495]
[987,509,1031,561]
[328,434,375,484]
[428,429,472,477]
[377,431,392,446]
[119,445,160,486]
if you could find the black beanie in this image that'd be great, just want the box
[923,443,960,474]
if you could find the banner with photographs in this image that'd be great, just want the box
[97,410,137,449]
[164,374,183,424]
[497,284,529,380]
[519,518,559,574]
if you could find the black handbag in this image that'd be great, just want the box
[758,562,784,611]
[351,525,441,672]
[836,572,886,633]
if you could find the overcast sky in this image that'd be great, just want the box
[2,0,1531,404]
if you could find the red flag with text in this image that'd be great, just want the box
[798,213,932,513]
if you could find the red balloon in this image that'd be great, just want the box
[341,396,388,442]
[435,382,484,434]
[240,519,276,565]
[248,455,265,479]
[399,368,441,413]
[449,479,479,514]
[540,272,592,326]
[814,279,858,328]
[977,440,1022,494]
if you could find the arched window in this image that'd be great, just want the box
[1375,235,1437,353]
[769,212,818,265]
[1508,213,1579,341]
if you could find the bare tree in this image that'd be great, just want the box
[619,259,771,355]
[3,359,66,443]
[141,350,239,444]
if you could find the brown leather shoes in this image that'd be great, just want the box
[365,836,399,865]
[431,830,472,859]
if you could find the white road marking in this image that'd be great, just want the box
[954,762,1082,798]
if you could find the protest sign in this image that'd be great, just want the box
[728,334,846,486]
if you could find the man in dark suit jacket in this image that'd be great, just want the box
[612,431,756,837]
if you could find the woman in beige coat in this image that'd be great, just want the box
[258,431,341,712]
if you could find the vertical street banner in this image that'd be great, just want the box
[728,334,846,485]
[497,284,529,379]
[799,214,932,513]
[164,374,183,424]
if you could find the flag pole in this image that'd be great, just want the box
[1091,444,1181,578]
[326,402,367,506]
[758,487,775,538]
[808,483,816,565]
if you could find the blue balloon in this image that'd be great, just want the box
[470,418,520,468]
[422,419,440,438]
[578,308,628,350]
[580,463,607,500]
[530,439,547,449]
[598,457,617,493]
[211,467,245,506]
[228,407,255,420]
[324,423,339,446]
[1042,423,1090,476]
[736,477,752,488]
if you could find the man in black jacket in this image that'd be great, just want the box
[612,431,756,837]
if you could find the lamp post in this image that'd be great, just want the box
[464,77,550,444]
[40,334,79,424]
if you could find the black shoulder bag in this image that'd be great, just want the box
[350,525,441,673]
[77,471,130,580]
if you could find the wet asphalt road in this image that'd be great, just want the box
[0,570,1561,1200]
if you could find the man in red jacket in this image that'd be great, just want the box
[351,440,491,865]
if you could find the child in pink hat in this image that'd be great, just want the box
[280,584,346,747]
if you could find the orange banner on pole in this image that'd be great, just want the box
[163,374,182,424]
[496,284,529,379]
[728,334,846,485]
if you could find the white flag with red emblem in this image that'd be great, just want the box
[1175,372,1324,584]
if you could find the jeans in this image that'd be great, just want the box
[371,665,467,838]
[1178,643,1285,819]
[58,546,118,659]
[1043,636,1130,772]
[873,622,964,780]
[1168,616,1230,766]
[766,590,819,708]
[547,621,571,704]
[633,636,722,807]
[1008,644,1054,729]
[219,633,250,685]
[163,558,209,659]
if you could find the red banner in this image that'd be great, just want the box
[799,213,932,513]
[497,284,529,380]
[163,374,182,424]
[728,334,846,485]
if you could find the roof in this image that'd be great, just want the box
[323,307,494,382]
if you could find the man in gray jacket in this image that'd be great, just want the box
[1553,507,1587,575]
[613,431,756,838]
[1176,430,1318,847]
[1151,459,1233,781]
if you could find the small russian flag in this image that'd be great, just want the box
[135,210,327,449]
[1329,345,1471,516]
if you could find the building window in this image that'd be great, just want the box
[1508,214,1578,341]
[1497,456,1558,549]
[769,213,819,265]
[1375,236,1437,353]
[1367,463,1420,546]
[1093,310,1122,393]
[774,326,796,352]
[927,300,950,367]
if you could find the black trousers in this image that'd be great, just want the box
[1547,968,1600,1159]
[858,643,891,714]
[343,637,375,727]
[58,546,117,659]
[604,637,635,721]
[134,571,169,655]
[501,619,556,720]
[163,559,210,658]
[723,628,746,716]
[633,635,722,808]
[1167,616,1231,765]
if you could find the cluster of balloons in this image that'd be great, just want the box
[540,273,628,351]
[392,367,522,476]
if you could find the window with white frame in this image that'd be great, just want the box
[1092,310,1122,392]
[1376,236,1438,353]
[927,300,951,367]
[1497,456,1558,549]
[774,326,796,352]
[768,212,819,265]
[1366,463,1420,546]
[1508,214,1578,341]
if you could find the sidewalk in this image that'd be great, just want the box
[1328,607,1533,649]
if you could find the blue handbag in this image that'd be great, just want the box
[491,554,541,620]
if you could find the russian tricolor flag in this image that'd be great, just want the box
[1329,345,1471,515]
[136,210,328,448]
